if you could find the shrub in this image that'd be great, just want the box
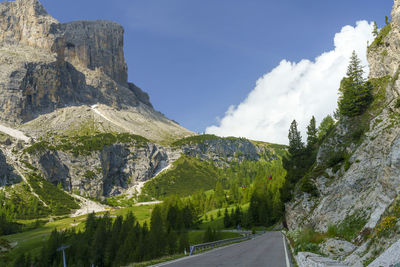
[395,98,400,108]
[300,177,319,197]
[335,211,367,241]
[288,227,324,254]
[376,216,397,236]
[327,151,346,168]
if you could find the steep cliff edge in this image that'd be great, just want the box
[0,0,192,142]
[285,1,400,265]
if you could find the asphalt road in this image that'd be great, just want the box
[156,231,288,267]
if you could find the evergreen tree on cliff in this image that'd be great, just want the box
[372,21,378,37]
[288,120,304,155]
[338,51,373,117]
[281,120,305,202]
[306,116,318,149]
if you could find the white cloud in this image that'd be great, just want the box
[206,21,374,145]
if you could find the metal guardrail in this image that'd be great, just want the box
[189,234,256,256]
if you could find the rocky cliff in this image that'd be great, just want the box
[0,149,21,186]
[181,138,260,165]
[286,1,400,265]
[0,0,191,143]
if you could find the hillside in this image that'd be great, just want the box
[0,1,290,266]
[285,1,400,266]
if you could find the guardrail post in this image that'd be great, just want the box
[190,246,194,256]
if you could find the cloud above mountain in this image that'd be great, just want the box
[206,21,374,145]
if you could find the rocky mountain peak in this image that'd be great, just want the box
[0,0,59,50]
[15,0,48,14]
[61,20,128,84]
[393,0,400,19]
[0,0,138,123]
[0,0,192,142]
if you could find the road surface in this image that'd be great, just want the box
[156,231,289,267]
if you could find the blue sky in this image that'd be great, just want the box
[41,0,393,141]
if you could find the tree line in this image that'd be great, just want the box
[280,51,375,204]
[13,197,198,267]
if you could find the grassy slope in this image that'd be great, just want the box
[198,203,250,230]
[141,156,221,199]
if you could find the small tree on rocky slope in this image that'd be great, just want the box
[338,51,373,117]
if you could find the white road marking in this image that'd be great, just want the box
[282,233,291,267]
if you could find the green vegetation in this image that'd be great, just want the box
[368,76,390,114]
[287,227,324,254]
[0,132,13,143]
[372,21,378,37]
[172,134,221,146]
[369,23,391,50]
[83,170,97,180]
[172,134,246,147]
[106,195,136,207]
[187,230,239,245]
[0,183,50,220]
[10,197,197,267]
[317,115,335,142]
[280,118,321,201]
[338,52,373,118]
[27,173,79,215]
[0,204,156,266]
[327,211,367,242]
[395,97,400,108]
[141,156,221,198]
[24,133,149,156]
[374,195,400,237]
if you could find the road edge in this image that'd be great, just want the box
[281,231,295,267]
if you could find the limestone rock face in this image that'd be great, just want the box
[0,0,60,50]
[0,0,186,135]
[62,21,127,84]
[181,138,260,165]
[286,1,400,265]
[27,142,181,198]
[0,149,21,186]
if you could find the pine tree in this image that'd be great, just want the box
[306,116,318,148]
[338,51,372,117]
[223,208,230,227]
[288,120,304,155]
[214,181,225,208]
[178,231,189,252]
[346,51,364,85]
[149,206,166,258]
[372,21,378,37]
[385,16,389,25]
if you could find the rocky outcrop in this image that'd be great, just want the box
[286,1,400,265]
[61,20,127,84]
[0,149,21,186]
[27,142,181,198]
[0,0,194,145]
[0,0,193,142]
[296,252,348,267]
[181,138,260,165]
[0,0,60,50]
